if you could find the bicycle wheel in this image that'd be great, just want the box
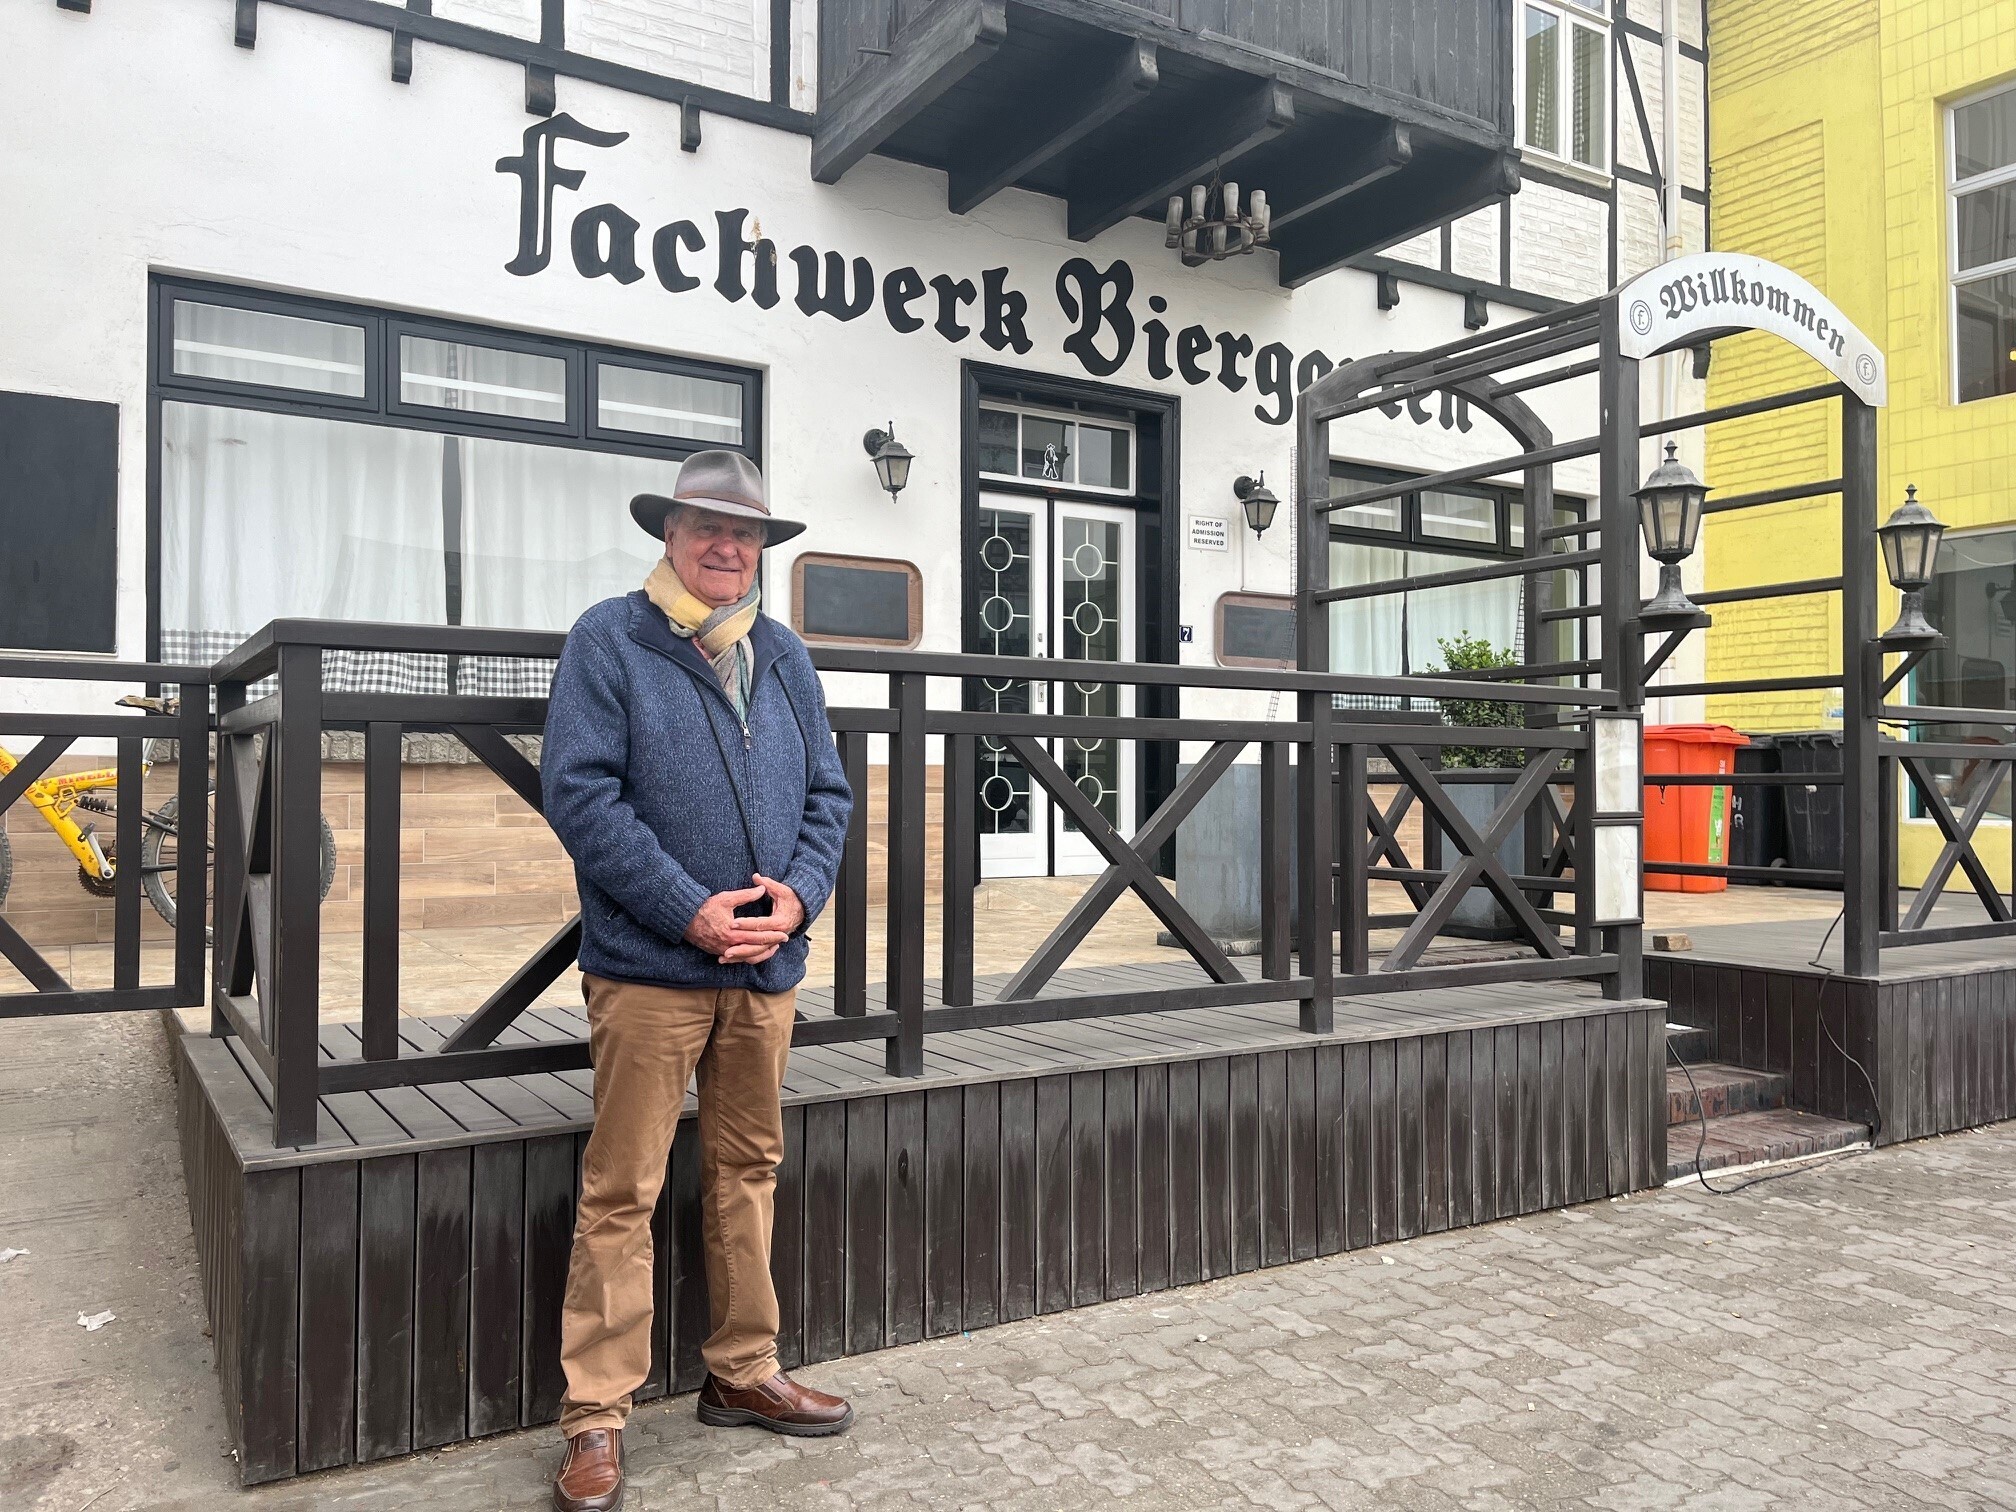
[142,788,210,932]
[143,787,338,932]
[0,826,11,908]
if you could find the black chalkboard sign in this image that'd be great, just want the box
[1217,595,1295,667]
[0,391,118,653]
[794,555,921,646]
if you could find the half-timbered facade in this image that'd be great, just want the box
[5,0,1704,903]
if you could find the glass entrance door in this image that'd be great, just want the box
[1051,502,1135,873]
[974,495,1048,877]
[973,492,1135,878]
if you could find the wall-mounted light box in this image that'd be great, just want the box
[1590,713,1644,926]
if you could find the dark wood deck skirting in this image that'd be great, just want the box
[176,967,1665,1483]
[1650,913,2016,1147]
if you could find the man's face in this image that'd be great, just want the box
[666,506,764,608]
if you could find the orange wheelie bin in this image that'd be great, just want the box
[1643,724,1749,893]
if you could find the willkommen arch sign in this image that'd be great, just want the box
[1615,252,1887,407]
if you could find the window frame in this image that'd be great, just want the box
[160,288,384,415]
[587,347,754,451]
[1329,460,1521,558]
[975,399,1138,499]
[1325,458,1590,695]
[146,276,765,660]
[1948,80,2016,407]
[1513,0,1612,176]
[1906,521,2016,825]
[151,276,762,462]
[385,319,580,438]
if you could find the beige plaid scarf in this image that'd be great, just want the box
[644,558,758,719]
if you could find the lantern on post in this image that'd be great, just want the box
[1635,440,1709,626]
[862,423,914,498]
[1877,484,1947,647]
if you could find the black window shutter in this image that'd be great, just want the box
[0,391,119,654]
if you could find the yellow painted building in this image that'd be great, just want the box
[1703,0,2016,887]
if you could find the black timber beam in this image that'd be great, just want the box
[1267,122,1413,232]
[812,0,1008,185]
[1276,151,1519,288]
[948,39,1159,216]
[1067,78,1294,243]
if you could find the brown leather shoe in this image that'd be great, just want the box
[697,1371,855,1436]
[553,1427,624,1512]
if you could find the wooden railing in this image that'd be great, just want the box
[193,620,1619,1146]
[0,657,211,1020]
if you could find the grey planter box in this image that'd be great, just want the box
[1173,761,1296,947]
[1439,778,1523,939]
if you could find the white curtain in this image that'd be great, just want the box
[1405,548,1521,672]
[460,437,679,632]
[1329,540,1407,677]
[160,402,448,644]
[1328,541,1523,695]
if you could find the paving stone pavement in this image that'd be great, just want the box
[6,1014,2016,1511]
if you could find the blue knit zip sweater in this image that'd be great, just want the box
[541,590,852,993]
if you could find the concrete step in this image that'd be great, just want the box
[1666,1108,1869,1181]
[1666,1062,1790,1126]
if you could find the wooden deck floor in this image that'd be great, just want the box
[1655,895,2016,980]
[186,958,1656,1169]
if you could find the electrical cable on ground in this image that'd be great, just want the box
[1668,904,1885,1194]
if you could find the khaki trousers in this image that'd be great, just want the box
[557,973,796,1437]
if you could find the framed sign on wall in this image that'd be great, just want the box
[791,553,924,648]
[1214,592,1296,669]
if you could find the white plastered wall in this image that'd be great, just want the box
[8,2,1605,751]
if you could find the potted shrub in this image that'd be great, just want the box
[1429,634,1527,939]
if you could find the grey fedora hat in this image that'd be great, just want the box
[630,449,805,545]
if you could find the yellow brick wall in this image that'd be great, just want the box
[1704,0,2016,887]
[1707,0,1876,97]
[1701,120,1840,731]
[1879,0,2016,887]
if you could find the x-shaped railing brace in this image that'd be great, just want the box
[1538,784,1575,880]
[1364,785,1433,909]
[217,730,277,1026]
[437,727,583,1052]
[1897,755,2013,931]
[997,737,1248,1001]
[1377,746,1569,972]
[0,736,77,992]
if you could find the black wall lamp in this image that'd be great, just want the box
[1635,441,1709,627]
[1233,472,1279,537]
[863,423,913,498]
[1878,484,1947,647]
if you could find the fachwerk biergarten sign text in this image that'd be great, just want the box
[496,115,1484,434]
[1615,251,1887,406]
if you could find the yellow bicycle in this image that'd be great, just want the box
[0,695,333,932]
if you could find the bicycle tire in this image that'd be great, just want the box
[0,826,10,909]
[142,788,337,930]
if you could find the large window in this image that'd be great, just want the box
[1517,0,1608,172]
[1910,527,2015,821]
[153,280,760,693]
[1952,84,2016,404]
[1327,462,1586,708]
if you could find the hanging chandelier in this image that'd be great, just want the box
[1164,174,1270,267]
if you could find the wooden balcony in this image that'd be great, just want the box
[813,0,1518,285]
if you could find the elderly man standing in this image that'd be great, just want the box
[541,450,853,1512]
